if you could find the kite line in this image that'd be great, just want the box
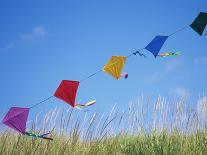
[28,12,206,109]
[79,69,103,82]
[29,96,53,109]
[28,25,190,109]
[2,12,207,142]
[168,25,189,37]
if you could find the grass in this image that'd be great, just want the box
[0,96,207,155]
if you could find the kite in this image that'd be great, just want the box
[2,107,29,134]
[102,56,127,80]
[158,52,180,58]
[145,35,168,58]
[2,107,52,140]
[190,12,207,36]
[54,80,96,108]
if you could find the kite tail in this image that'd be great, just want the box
[120,73,128,79]
[75,100,96,108]
[41,136,53,140]
[158,52,180,58]
[132,51,146,58]
[24,131,53,140]
[39,132,50,137]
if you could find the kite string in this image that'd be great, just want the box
[168,25,189,37]
[79,69,103,83]
[29,70,102,109]
[127,48,145,58]
[28,24,190,109]
[28,48,145,108]
[29,96,54,109]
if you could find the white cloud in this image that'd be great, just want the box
[21,26,47,41]
[170,87,190,97]
[145,58,182,84]
[0,25,47,53]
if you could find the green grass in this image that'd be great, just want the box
[0,96,207,155]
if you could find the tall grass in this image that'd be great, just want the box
[0,96,207,155]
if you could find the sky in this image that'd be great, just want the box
[0,0,207,122]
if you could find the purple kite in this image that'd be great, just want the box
[2,107,29,134]
[2,107,53,140]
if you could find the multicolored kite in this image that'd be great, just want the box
[54,80,96,108]
[190,12,207,36]
[2,107,52,140]
[145,35,168,58]
[102,56,127,80]
[158,52,180,58]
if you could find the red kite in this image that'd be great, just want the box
[54,80,96,108]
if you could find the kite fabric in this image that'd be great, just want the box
[54,80,79,107]
[54,80,96,108]
[2,107,29,134]
[145,36,168,58]
[75,100,96,109]
[102,56,127,80]
[158,52,180,58]
[190,12,207,36]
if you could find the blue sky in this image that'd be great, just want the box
[0,0,207,120]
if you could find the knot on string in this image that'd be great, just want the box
[133,51,146,58]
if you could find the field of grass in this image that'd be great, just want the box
[0,96,207,155]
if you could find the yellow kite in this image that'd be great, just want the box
[102,56,126,80]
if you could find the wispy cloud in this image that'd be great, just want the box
[170,87,190,98]
[0,25,47,54]
[1,42,15,52]
[20,26,47,41]
[145,58,182,84]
